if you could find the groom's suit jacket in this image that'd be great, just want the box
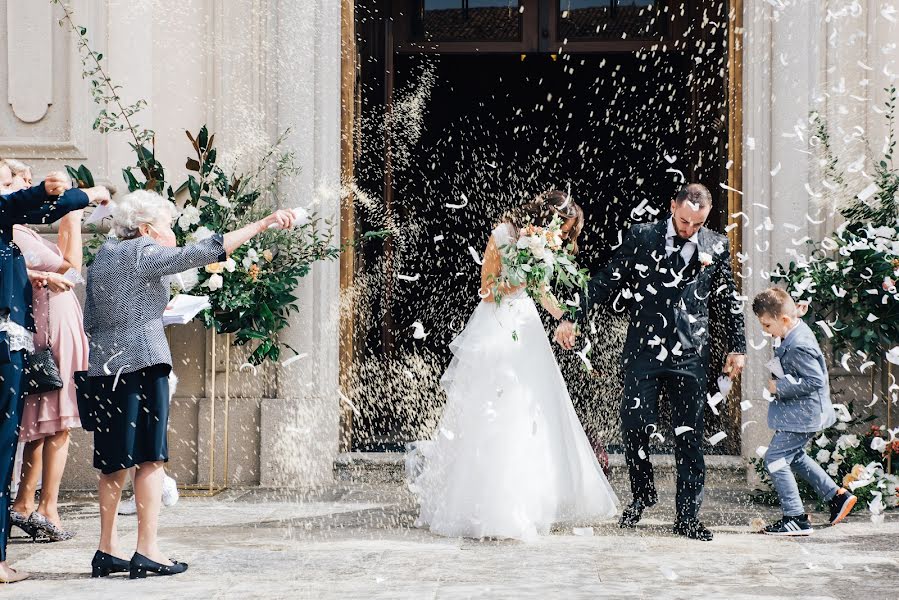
[579,218,746,366]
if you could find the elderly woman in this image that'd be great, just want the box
[0,173,107,583]
[85,190,293,579]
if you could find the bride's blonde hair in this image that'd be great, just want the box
[502,189,584,253]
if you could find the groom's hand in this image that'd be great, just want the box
[724,353,746,379]
[554,320,577,350]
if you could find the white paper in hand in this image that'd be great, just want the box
[163,294,211,326]
[85,202,113,226]
[62,268,85,285]
[766,356,786,379]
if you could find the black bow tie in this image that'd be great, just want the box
[671,236,689,249]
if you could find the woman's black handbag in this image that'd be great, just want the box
[23,348,64,395]
[74,371,97,432]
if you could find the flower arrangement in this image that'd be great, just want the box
[494,215,588,317]
[772,86,899,357]
[751,403,899,513]
[168,127,343,364]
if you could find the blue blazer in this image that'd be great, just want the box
[0,183,89,331]
[769,320,837,433]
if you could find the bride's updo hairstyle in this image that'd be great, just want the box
[503,189,585,253]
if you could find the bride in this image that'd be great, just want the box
[408,190,619,541]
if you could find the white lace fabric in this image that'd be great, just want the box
[0,315,34,353]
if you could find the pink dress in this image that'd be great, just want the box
[12,225,87,442]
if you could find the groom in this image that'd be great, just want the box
[555,183,746,541]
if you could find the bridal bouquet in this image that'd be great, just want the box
[494,215,589,317]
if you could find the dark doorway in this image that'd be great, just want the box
[350,0,739,454]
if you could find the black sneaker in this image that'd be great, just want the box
[763,514,813,536]
[618,498,655,529]
[673,518,714,541]
[828,488,857,525]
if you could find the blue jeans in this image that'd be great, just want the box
[0,351,25,562]
[765,430,839,517]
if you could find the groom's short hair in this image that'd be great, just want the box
[674,183,712,208]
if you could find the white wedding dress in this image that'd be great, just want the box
[407,223,619,541]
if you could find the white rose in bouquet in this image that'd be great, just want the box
[871,436,888,453]
[827,462,840,476]
[530,240,547,260]
[837,434,860,449]
[204,273,223,291]
[815,449,831,463]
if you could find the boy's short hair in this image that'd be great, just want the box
[752,287,796,319]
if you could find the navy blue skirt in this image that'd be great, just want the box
[90,363,171,474]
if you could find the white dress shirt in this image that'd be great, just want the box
[665,218,699,264]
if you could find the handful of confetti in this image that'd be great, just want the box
[494,215,589,317]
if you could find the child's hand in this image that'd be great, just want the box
[767,379,778,395]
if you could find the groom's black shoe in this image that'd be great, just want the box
[619,498,655,529]
[673,518,714,541]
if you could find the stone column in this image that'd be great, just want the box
[260,0,343,487]
[741,0,824,473]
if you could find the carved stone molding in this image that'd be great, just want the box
[6,1,53,123]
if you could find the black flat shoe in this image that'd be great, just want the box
[618,498,655,529]
[129,553,188,579]
[673,518,714,541]
[91,550,131,578]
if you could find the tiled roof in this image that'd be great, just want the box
[422,7,521,41]
[560,6,664,40]
[419,6,664,42]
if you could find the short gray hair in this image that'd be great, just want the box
[111,190,176,239]
[674,183,713,209]
[3,158,30,175]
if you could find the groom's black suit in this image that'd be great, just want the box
[578,218,746,520]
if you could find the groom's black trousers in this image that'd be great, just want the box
[620,351,707,521]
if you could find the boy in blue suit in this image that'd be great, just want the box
[752,287,857,535]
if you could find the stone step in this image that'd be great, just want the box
[334,452,749,488]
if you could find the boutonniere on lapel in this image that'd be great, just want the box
[698,251,714,271]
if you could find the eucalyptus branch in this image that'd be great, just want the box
[52,1,155,173]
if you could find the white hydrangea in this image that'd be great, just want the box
[178,205,201,229]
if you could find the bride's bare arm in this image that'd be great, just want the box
[479,237,522,303]
[538,286,565,320]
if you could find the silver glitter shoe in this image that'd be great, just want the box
[27,511,76,542]
[9,510,41,541]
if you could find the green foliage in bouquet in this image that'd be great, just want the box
[494,215,589,319]
[173,127,341,364]
[772,87,899,357]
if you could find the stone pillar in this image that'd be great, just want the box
[260,0,343,487]
[740,0,824,472]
